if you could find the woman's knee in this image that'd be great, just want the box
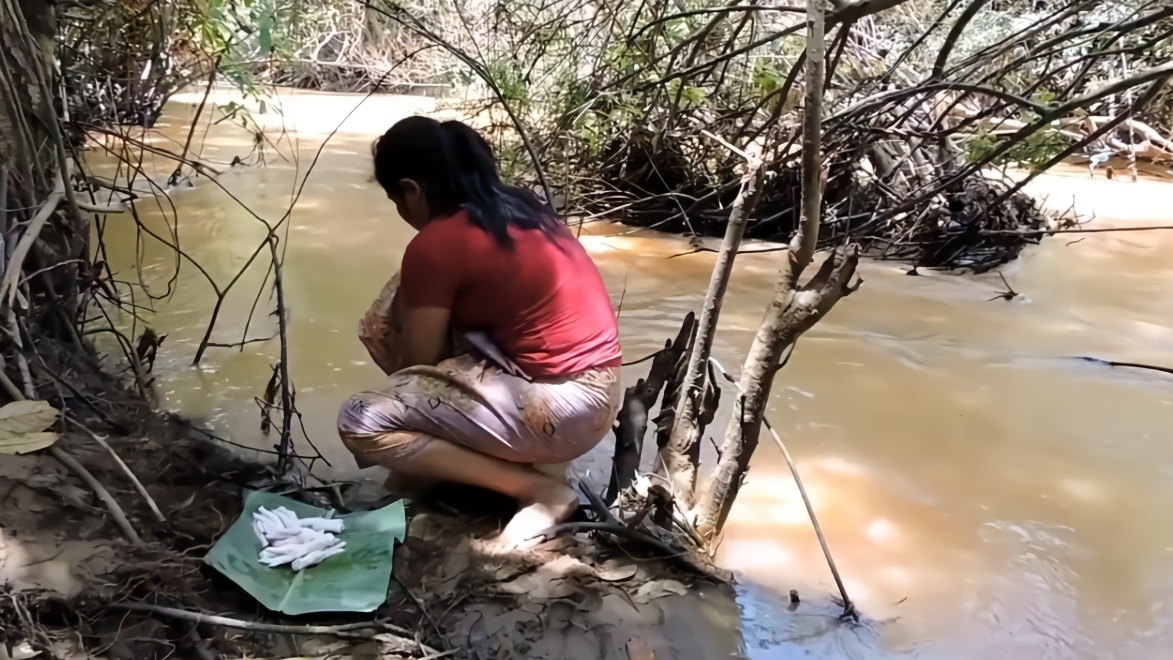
[337,392,396,437]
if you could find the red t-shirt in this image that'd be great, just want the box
[399,211,622,378]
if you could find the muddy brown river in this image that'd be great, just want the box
[88,89,1173,658]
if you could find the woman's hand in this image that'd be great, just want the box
[399,306,452,368]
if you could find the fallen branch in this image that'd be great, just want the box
[69,417,166,523]
[577,483,731,581]
[77,200,125,214]
[50,446,144,546]
[1075,357,1173,377]
[114,603,435,651]
[610,314,695,505]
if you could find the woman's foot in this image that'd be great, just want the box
[498,478,580,547]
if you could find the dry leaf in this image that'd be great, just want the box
[633,579,688,604]
[439,546,471,581]
[500,555,593,600]
[467,613,491,660]
[0,431,61,455]
[544,601,575,632]
[260,365,280,435]
[484,609,538,637]
[0,400,59,437]
[10,640,38,660]
[594,558,638,582]
[627,637,655,660]
[1,481,45,512]
[0,454,37,480]
[171,492,197,513]
[500,571,578,600]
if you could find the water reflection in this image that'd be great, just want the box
[88,89,1173,658]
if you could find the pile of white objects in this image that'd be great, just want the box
[252,506,346,571]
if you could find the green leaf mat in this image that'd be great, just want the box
[204,490,406,615]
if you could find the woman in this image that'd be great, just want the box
[337,116,622,545]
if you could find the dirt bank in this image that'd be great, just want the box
[0,342,740,660]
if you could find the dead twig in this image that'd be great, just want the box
[1074,356,1173,377]
[51,446,143,546]
[987,272,1019,301]
[68,417,166,523]
[113,603,437,651]
[708,357,857,622]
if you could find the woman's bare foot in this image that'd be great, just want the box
[498,478,579,548]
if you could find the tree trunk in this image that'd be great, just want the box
[659,166,764,505]
[692,0,861,539]
[0,0,57,195]
[1,0,87,345]
[693,248,859,538]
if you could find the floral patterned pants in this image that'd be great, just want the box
[336,272,621,467]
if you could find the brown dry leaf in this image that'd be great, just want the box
[467,613,491,660]
[171,491,197,513]
[633,579,688,604]
[0,400,59,436]
[594,558,638,582]
[519,601,546,615]
[500,570,579,600]
[439,545,472,581]
[14,540,121,598]
[0,454,37,480]
[484,608,539,637]
[500,555,591,600]
[0,401,61,455]
[627,637,655,660]
[259,365,280,435]
[544,601,576,632]
[0,431,61,455]
[2,481,45,512]
[407,513,449,543]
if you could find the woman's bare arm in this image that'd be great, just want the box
[399,306,453,368]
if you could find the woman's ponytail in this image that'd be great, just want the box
[437,121,560,249]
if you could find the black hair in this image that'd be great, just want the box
[372,116,562,248]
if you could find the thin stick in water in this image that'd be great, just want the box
[708,357,857,621]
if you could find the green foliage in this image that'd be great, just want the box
[668,80,707,107]
[752,60,784,97]
[964,116,1073,172]
[486,59,529,105]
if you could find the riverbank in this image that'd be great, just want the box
[0,343,279,657]
[0,348,746,659]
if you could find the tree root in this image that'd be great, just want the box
[535,521,732,582]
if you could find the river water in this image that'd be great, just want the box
[88,89,1173,658]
